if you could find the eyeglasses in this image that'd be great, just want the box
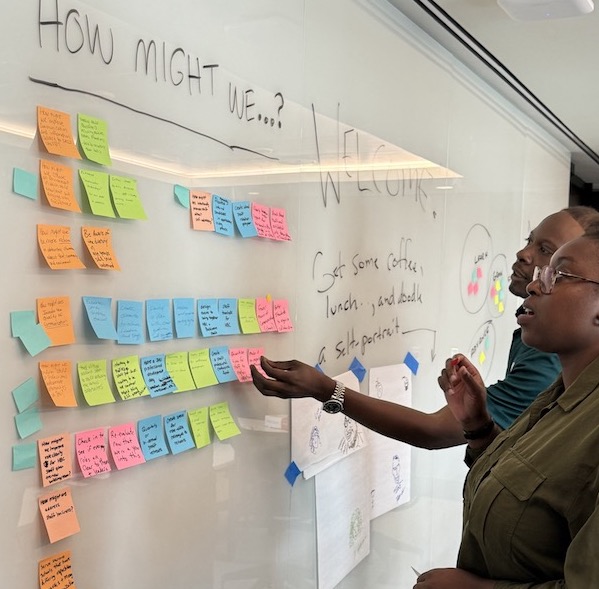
[532,265,599,294]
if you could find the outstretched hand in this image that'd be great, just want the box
[250,357,336,404]
[414,567,494,589]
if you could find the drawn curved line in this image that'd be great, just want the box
[460,223,493,314]
[28,76,279,161]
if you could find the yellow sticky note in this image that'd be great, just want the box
[188,407,211,448]
[79,169,115,218]
[81,226,121,270]
[39,159,81,212]
[238,298,261,334]
[37,225,86,270]
[112,355,149,400]
[109,175,147,220]
[40,361,77,407]
[37,106,81,159]
[77,113,111,165]
[165,352,196,393]
[37,296,76,346]
[188,349,219,389]
[38,487,80,543]
[77,360,115,406]
[498,302,505,313]
[209,402,241,441]
[39,550,76,589]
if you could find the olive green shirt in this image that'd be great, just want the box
[459,355,599,588]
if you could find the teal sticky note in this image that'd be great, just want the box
[173,298,195,338]
[174,184,190,208]
[198,299,219,337]
[146,299,173,342]
[13,168,38,200]
[19,323,52,357]
[12,443,37,471]
[232,201,258,237]
[12,378,39,413]
[138,415,170,460]
[14,407,43,439]
[10,310,36,337]
[212,194,234,236]
[217,298,240,335]
[209,346,237,383]
[164,411,195,455]
[117,300,144,344]
[140,354,177,397]
[83,296,118,339]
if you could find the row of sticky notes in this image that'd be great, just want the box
[38,224,120,270]
[182,188,291,240]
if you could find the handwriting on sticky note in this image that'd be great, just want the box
[229,348,252,382]
[37,225,85,270]
[274,299,294,332]
[75,428,111,478]
[81,226,121,270]
[109,175,146,219]
[190,191,214,231]
[38,487,80,543]
[109,423,145,470]
[39,361,78,407]
[188,348,219,389]
[79,169,115,217]
[78,113,111,165]
[77,360,115,406]
[112,355,149,400]
[270,207,291,241]
[38,433,72,487]
[37,105,81,159]
[37,296,76,346]
[39,160,81,212]
[209,402,241,441]
[251,202,274,239]
[188,407,211,448]
[39,549,76,589]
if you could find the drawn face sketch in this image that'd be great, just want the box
[314,406,322,421]
[370,489,376,510]
[392,454,405,500]
[348,508,363,548]
[339,416,362,453]
[375,378,384,398]
[309,426,321,454]
[402,375,409,391]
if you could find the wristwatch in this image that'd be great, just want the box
[323,380,345,414]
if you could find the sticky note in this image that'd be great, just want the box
[12,442,37,471]
[37,105,81,159]
[79,169,115,217]
[173,297,195,338]
[174,184,190,208]
[37,225,86,269]
[18,322,52,356]
[238,298,261,334]
[255,297,277,332]
[13,168,38,199]
[39,361,77,407]
[209,402,241,441]
[112,355,149,400]
[138,415,169,461]
[190,190,214,231]
[38,433,72,487]
[284,461,302,486]
[248,348,267,378]
[140,354,177,397]
[251,202,274,239]
[146,299,173,342]
[82,296,118,339]
[39,160,81,212]
[403,352,419,375]
[188,407,211,449]
[81,226,121,270]
[109,175,146,219]
[164,411,195,455]
[349,357,367,382]
[117,300,144,344]
[273,299,294,332]
[39,550,76,589]
[37,296,76,346]
[38,487,80,543]
[198,298,219,337]
[12,378,39,413]
[217,298,240,335]
[78,113,111,165]
[212,194,234,236]
[232,201,258,237]
[15,406,43,439]
[188,348,219,389]
[77,360,116,406]
[270,207,291,241]
[229,348,252,382]
[109,423,146,470]
[75,428,111,478]
[165,351,195,392]
[10,310,36,337]
[209,346,237,383]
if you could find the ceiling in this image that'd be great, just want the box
[386,0,599,197]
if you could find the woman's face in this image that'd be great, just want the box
[518,236,599,356]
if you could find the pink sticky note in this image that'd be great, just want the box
[190,191,214,231]
[75,428,111,478]
[248,348,268,378]
[256,297,277,332]
[229,348,252,382]
[108,423,146,470]
[270,207,291,241]
[251,203,274,239]
[273,299,294,332]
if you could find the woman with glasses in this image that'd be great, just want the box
[413,228,599,588]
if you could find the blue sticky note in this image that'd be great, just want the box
[164,411,195,455]
[349,357,367,383]
[315,364,324,373]
[12,443,37,471]
[209,346,237,383]
[10,310,36,337]
[13,168,38,200]
[212,194,234,236]
[404,352,419,375]
[173,298,195,338]
[117,300,145,344]
[140,354,177,397]
[284,461,302,486]
[138,415,170,460]
[217,298,240,335]
[232,201,258,238]
[14,407,43,439]
[174,184,190,208]
[83,296,118,339]
[198,299,219,337]
[19,323,51,357]
[12,378,39,413]
[146,299,173,342]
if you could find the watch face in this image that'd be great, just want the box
[323,399,343,414]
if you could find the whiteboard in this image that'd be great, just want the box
[1,1,569,588]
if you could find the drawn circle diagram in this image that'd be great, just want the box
[468,320,496,381]
[486,254,509,318]
[460,224,493,314]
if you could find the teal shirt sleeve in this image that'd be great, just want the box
[485,330,561,429]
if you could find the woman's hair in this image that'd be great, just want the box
[562,205,599,230]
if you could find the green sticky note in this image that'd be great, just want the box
[12,443,37,470]
[78,113,112,165]
[13,168,38,199]
[238,299,261,334]
[14,407,43,439]
[19,322,52,357]
[77,359,116,406]
[188,407,211,448]
[209,402,241,441]
[188,349,219,389]
[12,378,39,413]
[174,184,190,208]
[165,352,196,393]
[109,175,147,220]
[10,310,36,337]
[79,169,115,217]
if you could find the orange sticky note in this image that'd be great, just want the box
[190,191,215,231]
[81,226,121,270]
[37,296,76,346]
[39,160,81,212]
[38,487,80,543]
[38,433,73,487]
[39,361,78,407]
[39,550,77,589]
[37,225,85,270]
[37,106,81,159]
